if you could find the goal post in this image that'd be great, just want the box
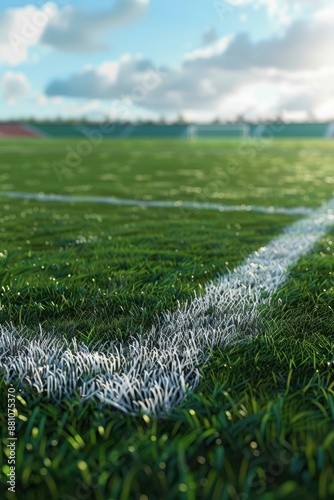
[187,124,250,139]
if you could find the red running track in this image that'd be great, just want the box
[0,124,42,138]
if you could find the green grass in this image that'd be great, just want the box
[0,198,296,341]
[1,138,334,207]
[0,138,334,499]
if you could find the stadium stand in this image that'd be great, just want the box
[129,125,187,138]
[0,123,42,138]
[1,122,334,139]
[261,123,330,138]
[35,124,85,138]
[78,124,134,138]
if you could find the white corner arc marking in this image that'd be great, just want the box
[1,199,334,416]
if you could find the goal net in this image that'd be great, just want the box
[187,124,250,139]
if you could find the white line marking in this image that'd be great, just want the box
[1,199,334,416]
[0,191,314,216]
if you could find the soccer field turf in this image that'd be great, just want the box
[1,139,334,499]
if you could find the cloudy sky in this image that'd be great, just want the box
[1,0,334,122]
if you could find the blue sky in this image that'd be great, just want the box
[0,0,333,122]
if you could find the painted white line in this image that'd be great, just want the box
[1,199,334,416]
[0,190,314,216]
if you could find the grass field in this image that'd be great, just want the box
[1,138,334,499]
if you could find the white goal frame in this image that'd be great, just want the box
[187,124,250,139]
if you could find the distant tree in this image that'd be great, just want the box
[176,114,185,124]
[236,114,245,124]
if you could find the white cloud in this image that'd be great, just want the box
[43,9,334,121]
[0,4,51,65]
[186,11,334,72]
[37,94,48,107]
[183,36,233,63]
[74,100,101,113]
[0,72,31,104]
[46,55,167,100]
[3,1,333,121]
[0,1,150,65]
[214,0,333,27]
[41,0,150,52]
